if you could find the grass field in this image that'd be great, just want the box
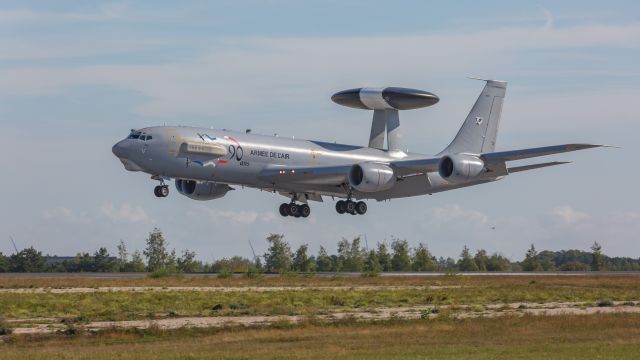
[1,274,639,359]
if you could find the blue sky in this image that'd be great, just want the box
[1,1,638,261]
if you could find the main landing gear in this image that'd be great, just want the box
[279,202,311,218]
[335,200,367,215]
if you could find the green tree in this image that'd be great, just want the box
[316,246,333,272]
[292,244,315,272]
[391,238,412,271]
[364,250,382,274]
[538,251,557,271]
[376,243,392,272]
[0,252,8,272]
[336,238,349,271]
[486,253,511,271]
[117,240,128,272]
[591,241,604,271]
[458,246,479,271]
[143,228,172,272]
[522,244,542,271]
[9,247,46,272]
[127,250,146,272]
[210,256,253,273]
[93,247,117,272]
[412,244,437,271]
[348,237,365,272]
[473,249,489,271]
[177,250,201,273]
[263,234,292,273]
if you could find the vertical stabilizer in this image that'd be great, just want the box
[438,80,507,155]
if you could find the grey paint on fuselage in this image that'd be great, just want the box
[112,126,476,201]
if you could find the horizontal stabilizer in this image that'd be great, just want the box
[508,161,571,173]
[482,144,609,163]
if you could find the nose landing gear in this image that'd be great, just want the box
[154,185,169,198]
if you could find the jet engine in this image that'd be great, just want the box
[349,163,396,192]
[438,154,485,183]
[175,179,232,201]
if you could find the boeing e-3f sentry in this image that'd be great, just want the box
[112,79,606,218]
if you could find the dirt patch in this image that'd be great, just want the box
[8,301,639,335]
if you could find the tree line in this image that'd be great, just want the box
[1,229,638,273]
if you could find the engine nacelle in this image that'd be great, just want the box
[349,163,396,192]
[175,179,232,201]
[438,154,485,183]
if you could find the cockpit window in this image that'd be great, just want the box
[127,130,152,141]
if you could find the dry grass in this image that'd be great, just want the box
[1,275,639,321]
[1,314,640,359]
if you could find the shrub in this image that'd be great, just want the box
[148,268,181,278]
[597,299,614,307]
[0,317,12,335]
[217,269,232,279]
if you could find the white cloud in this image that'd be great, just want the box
[549,205,590,224]
[42,207,86,224]
[100,203,150,224]
[1,21,639,118]
[430,204,489,225]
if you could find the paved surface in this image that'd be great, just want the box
[2,271,640,278]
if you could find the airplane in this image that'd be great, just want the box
[112,79,606,219]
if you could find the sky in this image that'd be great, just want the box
[0,0,638,262]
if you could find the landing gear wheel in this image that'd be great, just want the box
[300,204,311,218]
[355,201,367,215]
[159,185,169,197]
[288,203,300,217]
[335,200,346,214]
[154,186,161,197]
[279,203,289,217]
[345,200,356,214]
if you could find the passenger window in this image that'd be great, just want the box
[146,136,152,140]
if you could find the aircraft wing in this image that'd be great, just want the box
[259,144,606,186]
[390,143,607,176]
[257,164,350,185]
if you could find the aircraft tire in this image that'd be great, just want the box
[153,186,162,197]
[279,203,289,217]
[355,201,367,215]
[345,200,356,214]
[289,203,300,217]
[160,185,169,197]
[300,204,311,218]
[335,200,346,214]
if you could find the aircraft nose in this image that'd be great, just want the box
[112,140,127,159]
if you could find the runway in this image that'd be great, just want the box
[2,271,640,278]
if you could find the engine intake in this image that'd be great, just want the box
[175,179,232,201]
[438,154,485,183]
[349,163,396,192]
